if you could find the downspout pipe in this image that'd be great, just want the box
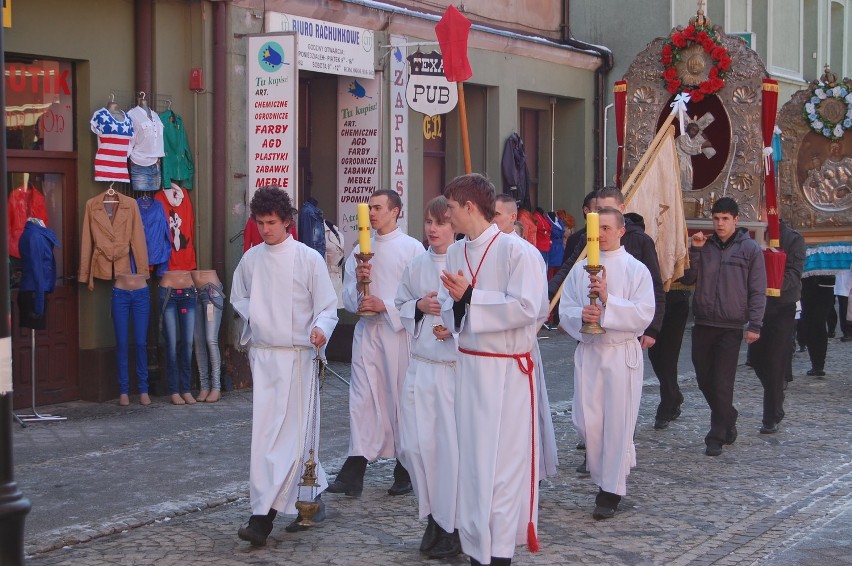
[212,1,227,279]
[135,0,154,97]
[561,0,613,190]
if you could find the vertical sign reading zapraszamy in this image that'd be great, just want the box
[389,35,409,234]
[246,33,297,205]
[337,75,381,252]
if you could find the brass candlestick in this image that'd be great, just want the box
[580,264,606,335]
[355,252,378,317]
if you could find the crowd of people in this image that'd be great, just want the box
[229,179,851,566]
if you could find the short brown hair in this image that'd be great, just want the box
[425,196,450,224]
[598,206,624,228]
[443,173,496,222]
[371,189,403,219]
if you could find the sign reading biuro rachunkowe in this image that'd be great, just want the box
[246,33,298,205]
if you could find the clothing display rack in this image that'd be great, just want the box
[15,329,66,424]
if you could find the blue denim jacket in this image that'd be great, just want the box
[19,221,59,316]
[297,199,326,258]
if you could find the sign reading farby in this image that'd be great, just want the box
[246,33,297,205]
[405,51,457,116]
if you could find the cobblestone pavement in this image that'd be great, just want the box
[13,328,852,565]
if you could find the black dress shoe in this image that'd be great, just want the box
[428,529,462,559]
[671,405,683,420]
[285,496,326,532]
[759,423,779,434]
[387,479,412,496]
[325,479,363,497]
[654,418,670,430]
[576,441,586,450]
[705,443,723,456]
[419,515,440,553]
[238,510,276,546]
[592,505,616,520]
[841,335,852,342]
[807,368,826,377]
[725,425,738,445]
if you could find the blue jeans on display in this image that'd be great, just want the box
[130,162,161,192]
[112,287,150,395]
[193,283,224,391]
[159,286,197,395]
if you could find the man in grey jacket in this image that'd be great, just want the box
[680,197,766,456]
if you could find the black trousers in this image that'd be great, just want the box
[839,295,849,337]
[648,291,690,420]
[692,325,742,446]
[801,277,835,370]
[750,301,796,426]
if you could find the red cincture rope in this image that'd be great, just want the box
[457,347,540,552]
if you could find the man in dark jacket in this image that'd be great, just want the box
[681,197,766,456]
[748,219,805,434]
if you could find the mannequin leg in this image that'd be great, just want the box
[193,292,210,400]
[111,288,131,404]
[177,288,197,402]
[130,288,151,402]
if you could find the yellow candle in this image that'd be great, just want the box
[357,203,371,254]
[586,212,600,265]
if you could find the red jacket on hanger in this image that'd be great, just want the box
[8,184,49,258]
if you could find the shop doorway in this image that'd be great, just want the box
[6,153,79,409]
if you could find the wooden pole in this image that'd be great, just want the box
[458,82,472,174]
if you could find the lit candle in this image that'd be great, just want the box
[586,212,600,265]
[357,203,371,254]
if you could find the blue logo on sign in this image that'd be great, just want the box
[258,41,287,72]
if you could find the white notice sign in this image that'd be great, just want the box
[265,12,375,79]
[246,33,298,205]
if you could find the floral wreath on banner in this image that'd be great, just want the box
[803,85,852,140]
[660,24,731,103]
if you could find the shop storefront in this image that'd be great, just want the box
[4,0,604,407]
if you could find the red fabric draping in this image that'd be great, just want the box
[614,81,627,188]
[763,248,787,297]
[761,79,780,246]
[761,79,784,296]
[435,5,473,83]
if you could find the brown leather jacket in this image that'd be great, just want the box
[78,191,149,290]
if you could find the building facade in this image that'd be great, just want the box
[4,0,606,407]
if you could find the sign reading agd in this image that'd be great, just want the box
[264,12,375,79]
[406,51,457,116]
[246,33,298,205]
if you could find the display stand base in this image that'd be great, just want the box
[14,329,65,425]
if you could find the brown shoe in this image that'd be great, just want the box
[170,393,186,405]
[181,392,197,405]
[196,389,209,402]
[206,389,221,403]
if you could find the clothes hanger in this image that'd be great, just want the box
[103,182,120,204]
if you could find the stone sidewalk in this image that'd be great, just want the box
[13,329,852,565]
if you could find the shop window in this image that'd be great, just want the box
[5,57,75,151]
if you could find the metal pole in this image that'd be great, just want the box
[0,21,33,565]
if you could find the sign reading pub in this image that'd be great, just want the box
[405,51,458,116]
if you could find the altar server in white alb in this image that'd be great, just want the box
[396,196,461,560]
[439,174,548,566]
[559,207,655,521]
[494,194,559,480]
[231,186,339,546]
[327,189,426,497]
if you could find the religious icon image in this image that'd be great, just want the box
[797,139,852,213]
[676,113,717,191]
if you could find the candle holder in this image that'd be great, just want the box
[580,264,606,335]
[355,252,378,317]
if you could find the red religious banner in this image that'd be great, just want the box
[435,5,472,83]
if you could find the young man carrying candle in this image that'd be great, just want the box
[559,207,655,520]
[439,174,548,566]
[327,189,425,497]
